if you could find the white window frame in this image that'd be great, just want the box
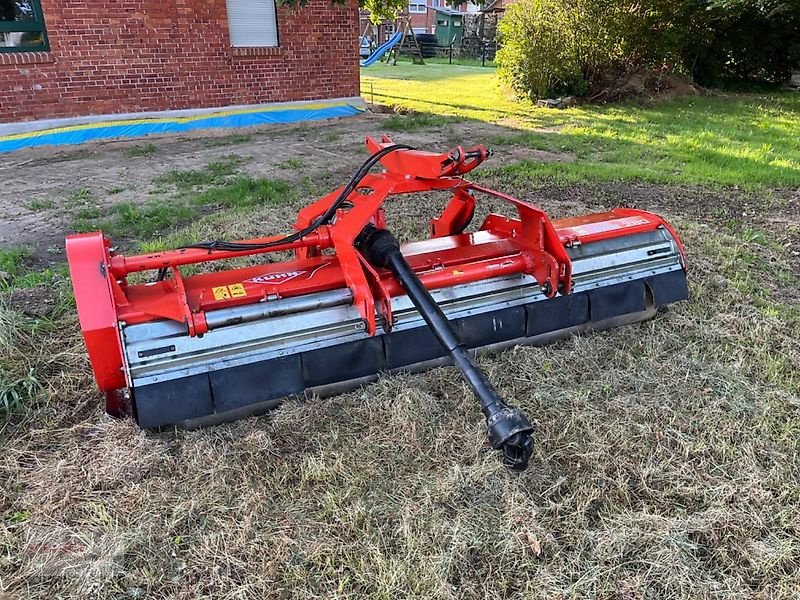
[226,0,279,48]
[409,3,427,13]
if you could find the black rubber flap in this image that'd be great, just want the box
[133,275,677,428]
[588,280,647,322]
[384,325,444,369]
[210,354,304,413]
[302,337,385,387]
[135,372,213,429]
[646,270,689,307]
[526,293,590,337]
[457,305,527,349]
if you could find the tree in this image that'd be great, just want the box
[279,0,483,24]
[496,0,800,100]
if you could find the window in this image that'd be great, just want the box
[226,0,279,48]
[437,19,447,27]
[453,20,462,27]
[0,0,48,53]
[408,3,427,13]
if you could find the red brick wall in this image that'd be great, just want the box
[0,0,361,124]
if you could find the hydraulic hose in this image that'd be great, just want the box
[357,225,534,471]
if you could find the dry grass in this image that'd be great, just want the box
[2,130,800,598]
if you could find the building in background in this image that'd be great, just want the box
[0,0,363,150]
[480,0,514,14]
[428,6,465,47]
[360,0,480,38]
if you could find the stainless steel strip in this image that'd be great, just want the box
[204,289,354,330]
[123,228,686,387]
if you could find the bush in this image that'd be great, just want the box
[496,0,609,100]
[496,0,800,100]
[691,1,800,86]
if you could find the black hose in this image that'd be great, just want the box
[182,143,415,253]
[357,225,534,471]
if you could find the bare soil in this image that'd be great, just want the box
[0,113,570,266]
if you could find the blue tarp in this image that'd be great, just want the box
[0,101,365,153]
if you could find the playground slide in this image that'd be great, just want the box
[360,31,403,67]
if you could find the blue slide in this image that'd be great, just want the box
[360,31,403,67]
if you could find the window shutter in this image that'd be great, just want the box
[226,0,279,47]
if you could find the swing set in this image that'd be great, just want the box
[360,13,425,66]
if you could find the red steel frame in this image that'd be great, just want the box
[66,136,686,413]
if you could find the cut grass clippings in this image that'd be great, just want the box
[2,201,799,597]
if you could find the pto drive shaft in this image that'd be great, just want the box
[357,225,534,471]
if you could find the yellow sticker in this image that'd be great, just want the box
[229,283,247,298]
[212,286,232,301]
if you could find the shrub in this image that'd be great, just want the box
[496,0,609,100]
[496,0,800,100]
[691,0,800,85]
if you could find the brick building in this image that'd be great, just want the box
[359,0,480,41]
[0,0,362,147]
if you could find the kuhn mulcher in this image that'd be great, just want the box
[67,136,688,470]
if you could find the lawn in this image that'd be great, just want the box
[1,66,799,598]
[362,62,800,188]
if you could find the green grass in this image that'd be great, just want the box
[202,134,254,148]
[276,157,303,170]
[0,366,43,415]
[0,248,30,280]
[0,248,68,291]
[73,175,292,240]
[383,112,459,131]
[321,131,342,142]
[126,143,158,158]
[77,201,198,239]
[63,188,93,208]
[155,156,244,189]
[361,63,800,188]
[25,199,54,211]
[423,56,496,68]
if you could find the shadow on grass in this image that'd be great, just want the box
[487,129,800,188]
[368,88,800,189]
[369,91,545,123]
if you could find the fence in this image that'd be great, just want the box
[390,13,500,64]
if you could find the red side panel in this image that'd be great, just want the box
[65,232,126,395]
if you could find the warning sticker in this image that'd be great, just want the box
[212,286,231,301]
[229,283,247,298]
[212,284,247,301]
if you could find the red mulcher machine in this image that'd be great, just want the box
[67,137,688,471]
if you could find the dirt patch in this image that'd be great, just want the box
[0,113,573,265]
[589,71,704,103]
[4,285,58,318]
